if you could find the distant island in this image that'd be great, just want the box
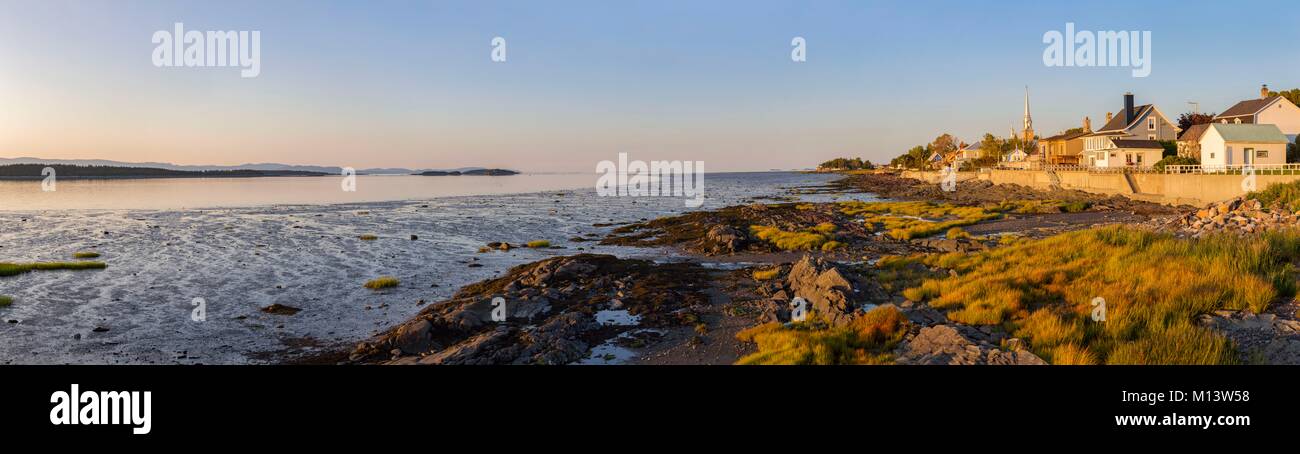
[415,169,519,176]
[0,157,517,176]
[0,164,329,179]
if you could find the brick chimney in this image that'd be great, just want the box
[1106,112,1113,123]
[1262,84,1270,99]
[1083,116,1091,132]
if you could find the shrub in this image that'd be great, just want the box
[364,276,400,289]
[1248,180,1300,212]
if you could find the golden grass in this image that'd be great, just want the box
[0,261,107,277]
[526,240,551,248]
[946,227,971,239]
[363,276,400,290]
[901,226,1300,364]
[749,225,835,251]
[736,305,909,365]
[839,201,1002,240]
[358,234,379,241]
[72,251,101,259]
[752,268,781,281]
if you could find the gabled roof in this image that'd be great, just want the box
[1178,123,1212,142]
[1206,123,1290,143]
[1215,98,1277,119]
[1094,105,1153,133]
[1042,130,1090,141]
[1110,139,1164,149]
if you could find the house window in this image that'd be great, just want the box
[1148,134,1156,140]
[1234,118,1242,124]
[1210,153,1216,159]
[1256,149,1268,158]
[1148,118,1156,130]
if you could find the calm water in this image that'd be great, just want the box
[0,174,597,211]
[0,172,874,364]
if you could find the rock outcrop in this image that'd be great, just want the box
[349,254,710,365]
[895,325,1046,365]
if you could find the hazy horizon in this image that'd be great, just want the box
[2,0,1296,171]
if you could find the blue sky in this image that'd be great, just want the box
[1,0,1297,171]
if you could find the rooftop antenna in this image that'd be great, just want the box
[1187,101,1200,114]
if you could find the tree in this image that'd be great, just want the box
[817,157,873,170]
[1289,142,1300,163]
[1159,141,1178,158]
[930,134,958,156]
[1266,88,1300,107]
[1177,112,1216,132]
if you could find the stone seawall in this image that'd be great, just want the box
[900,169,1300,206]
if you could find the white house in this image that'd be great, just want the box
[1214,85,1300,143]
[1088,138,1164,168]
[1198,123,1289,168]
[1084,93,1179,167]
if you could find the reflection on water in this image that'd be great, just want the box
[0,174,596,210]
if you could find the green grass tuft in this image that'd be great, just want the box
[0,296,12,307]
[0,261,107,277]
[526,240,551,248]
[364,276,400,289]
[736,305,909,365]
[358,234,379,241]
[72,251,101,259]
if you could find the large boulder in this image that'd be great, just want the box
[785,255,861,326]
[697,225,746,254]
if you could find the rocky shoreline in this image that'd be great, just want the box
[338,171,1234,365]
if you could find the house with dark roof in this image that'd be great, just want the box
[1083,93,1178,168]
[1198,123,1290,168]
[1037,117,1092,165]
[1213,85,1300,143]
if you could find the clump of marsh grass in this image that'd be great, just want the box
[526,240,551,248]
[0,261,107,277]
[72,251,101,259]
[358,234,379,241]
[749,225,836,251]
[839,201,1002,240]
[0,296,12,307]
[751,267,781,281]
[901,226,1300,364]
[364,276,400,289]
[736,305,909,365]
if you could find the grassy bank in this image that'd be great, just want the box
[901,226,1299,365]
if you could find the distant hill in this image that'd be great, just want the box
[0,164,329,179]
[416,169,520,176]
[0,157,514,175]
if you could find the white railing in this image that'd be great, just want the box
[1163,164,1300,175]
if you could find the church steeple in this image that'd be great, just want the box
[1022,86,1035,142]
